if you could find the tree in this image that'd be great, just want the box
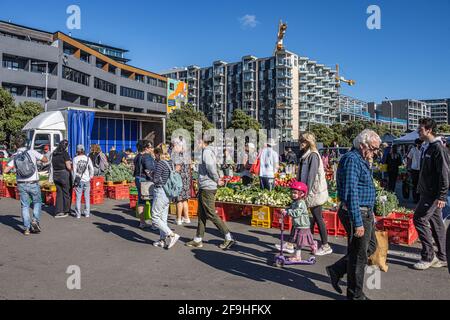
[438,123,450,134]
[309,124,338,147]
[227,109,261,131]
[0,89,43,146]
[166,104,214,143]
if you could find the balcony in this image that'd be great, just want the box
[276,72,293,79]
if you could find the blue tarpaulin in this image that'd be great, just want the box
[68,110,95,158]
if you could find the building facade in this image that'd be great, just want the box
[162,51,339,141]
[373,99,430,131]
[421,99,450,125]
[0,21,168,115]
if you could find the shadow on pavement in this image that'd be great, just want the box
[191,249,345,300]
[0,215,23,233]
[93,222,154,245]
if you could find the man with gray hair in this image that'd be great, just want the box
[326,129,381,300]
[72,144,94,219]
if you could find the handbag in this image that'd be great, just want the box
[137,154,154,201]
[250,151,262,175]
[368,230,389,272]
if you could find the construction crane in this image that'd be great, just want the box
[335,64,356,123]
[275,20,288,54]
[335,64,355,87]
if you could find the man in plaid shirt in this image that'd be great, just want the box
[326,129,381,300]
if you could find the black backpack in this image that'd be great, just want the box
[14,151,36,179]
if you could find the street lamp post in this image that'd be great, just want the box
[385,97,393,134]
[32,62,49,112]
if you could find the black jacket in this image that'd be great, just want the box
[417,141,449,201]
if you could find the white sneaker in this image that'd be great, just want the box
[85,214,90,218]
[76,215,81,219]
[182,218,191,224]
[275,243,295,254]
[153,240,165,248]
[175,220,183,226]
[315,245,333,256]
[413,259,435,270]
[431,257,448,268]
[166,233,180,249]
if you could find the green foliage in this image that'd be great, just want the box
[438,123,450,134]
[166,104,213,143]
[309,120,403,147]
[228,109,261,131]
[0,89,43,145]
[216,185,292,207]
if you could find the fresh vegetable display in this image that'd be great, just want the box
[274,173,296,187]
[105,164,134,183]
[1,173,16,185]
[216,185,292,207]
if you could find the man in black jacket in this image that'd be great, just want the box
[413,118,448,270]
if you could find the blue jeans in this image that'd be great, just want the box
[151,187,171,240]
[17,182,42,229]
[75,181,90,217]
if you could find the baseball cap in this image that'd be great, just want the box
[77,144,85,152]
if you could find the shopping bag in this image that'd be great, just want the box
[368,230,389,272]
[250,152,261,176]
[135,201,152,221]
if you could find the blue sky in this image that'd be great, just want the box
[1,0,449,102]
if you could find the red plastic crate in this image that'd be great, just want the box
[72,189,104,205]
[242,205,252,217]
[314,210,338,236]
[379,213,418,245]
[188,198,198,217]
[107,185,130,200]
[90,176,105,192]
[271,208,293,231]
[215,203,243,222]
[45,191,57,206]
[336,216,348,237]
[14,187,20,200]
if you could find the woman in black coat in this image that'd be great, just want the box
[51,140,72,218]
[386,145,403,192]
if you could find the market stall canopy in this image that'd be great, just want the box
[22,111,66,131]
[393,131,419,145]
[382,133,397,144]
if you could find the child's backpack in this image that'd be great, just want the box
[162,161,183,198]
[14,151,36,179]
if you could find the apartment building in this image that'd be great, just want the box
[421,99,450,125]
[373,99,430,131]
[0,20,168,115]
[162,50,339,142]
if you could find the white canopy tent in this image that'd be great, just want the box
[393,131,419,145]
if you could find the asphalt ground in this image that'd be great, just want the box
[0,196,449,300]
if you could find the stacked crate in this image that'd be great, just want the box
[251,205,272,229]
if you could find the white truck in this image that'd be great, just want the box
[22,107,166,156]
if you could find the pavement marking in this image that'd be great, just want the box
[388,250,421,260]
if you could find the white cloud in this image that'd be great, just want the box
[239,14,259,29]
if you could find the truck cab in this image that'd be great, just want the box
[23,111,67,154]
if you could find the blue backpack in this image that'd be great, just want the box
[162,161,183,198]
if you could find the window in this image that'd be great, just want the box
[30,63,47,73]
[147,93,166,104]
[34,134,50,153]
[3,58,19,70]
[94,77,117,94]
[52,134,61,148]
[120,86,144,100]
[62,66,90,86]
[148,77,158,86]
[135,74,145,83]
[170,83,174,91]
[29,88,44,99]
[157,79,167,88]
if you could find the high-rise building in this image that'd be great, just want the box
[374,99,430,131]
[421,99,450,125]
[162,50,339,141]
